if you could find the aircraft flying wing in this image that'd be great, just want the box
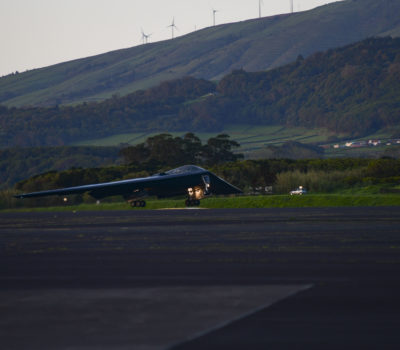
[14,165,242,206]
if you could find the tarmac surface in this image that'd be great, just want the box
[1,207,400,349]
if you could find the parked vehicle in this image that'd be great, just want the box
[290,186,307,195]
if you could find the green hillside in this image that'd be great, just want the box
[1,0,400,106]
[1,37,399,148]
[213,37,400,137]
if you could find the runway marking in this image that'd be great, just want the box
[166,284,313,349]
[0,285,312,350]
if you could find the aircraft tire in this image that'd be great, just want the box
[130,200,145,208]
[185,199,200,207]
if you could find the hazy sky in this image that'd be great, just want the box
[0,0,342,77]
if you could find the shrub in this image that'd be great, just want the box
[274,169,365,194]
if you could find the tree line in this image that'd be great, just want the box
[214,37,400,136]
[0,146,120,190]
[4,157,399,209]
[8,141,400,209]
[7,132,400,194]
[14,133,243,193]
[119,133,243,169]
[0,77,216,147]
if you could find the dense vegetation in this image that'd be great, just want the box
[3,134,400,209]
[14,133,242,193]
[6,153,400,209]
[214,37,400,136]
[1,0,399,106]
[210,158,400,193]
[0,77,215,147]
[0,146,120,190]
[1,38,400,148]
[119,133,242,168]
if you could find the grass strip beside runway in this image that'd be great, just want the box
[5,194,400,212]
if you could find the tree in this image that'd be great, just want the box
[119,133,242,168]
[202,134,243,165]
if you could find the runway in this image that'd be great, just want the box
[1,207,400,349]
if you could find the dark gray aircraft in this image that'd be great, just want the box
[14,165,242,207]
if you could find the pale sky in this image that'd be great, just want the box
[0,0,342,77]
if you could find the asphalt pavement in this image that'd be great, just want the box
[1,207,400,349]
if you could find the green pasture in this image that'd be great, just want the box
[5,194,400,213]
[326,146,390,158]
[73,124,394,159]
[72,124,335,154]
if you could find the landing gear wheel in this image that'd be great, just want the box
[185,199,200,207]
[130,200,146,208]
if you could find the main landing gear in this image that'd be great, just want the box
[130,200,146,207]
[185,199,200,207]
[186,186,204,207]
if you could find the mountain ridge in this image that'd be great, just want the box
[1,0,400,106]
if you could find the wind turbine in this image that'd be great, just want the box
[141,28,152,44]
[141,28,146,44]
[290,0,294,13]
[146,33,152,43]
[212,8,218,26]
[167,17,178,39]
[259,0,264,18]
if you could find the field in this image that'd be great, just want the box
[72,124,336,151]
[6,194,400,213]
[73,124,394,158]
